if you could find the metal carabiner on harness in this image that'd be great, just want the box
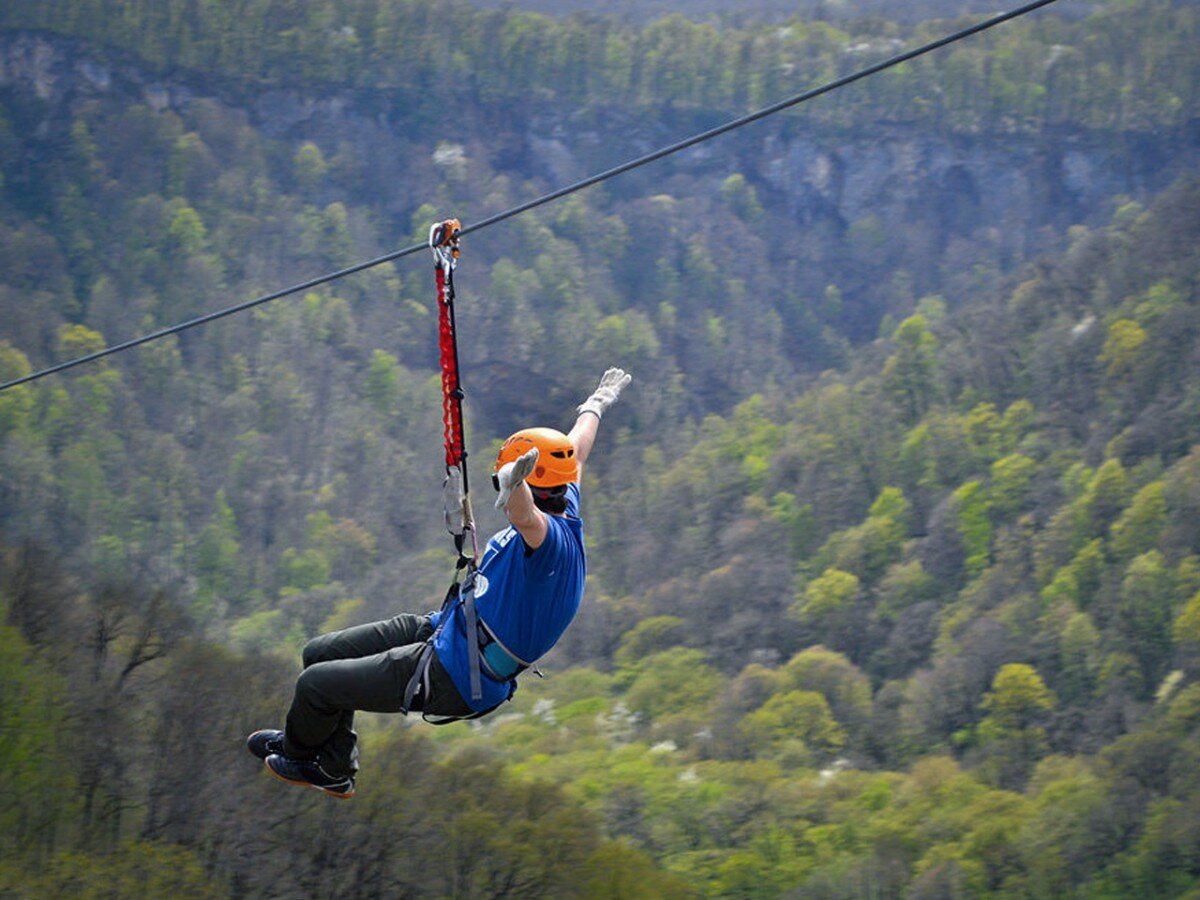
[429,218,461,270]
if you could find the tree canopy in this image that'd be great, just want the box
[2,0,1200,895]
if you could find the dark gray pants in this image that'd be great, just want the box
[283,613,472,777]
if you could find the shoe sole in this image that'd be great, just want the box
[246,730,284,760]
[263,758,355,799]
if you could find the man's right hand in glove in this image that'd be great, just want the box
[494,447,539,510]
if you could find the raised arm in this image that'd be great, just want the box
[494,368,631,549]
[495,448,548,549]
[570,367,632,475]
[567,412,599,476]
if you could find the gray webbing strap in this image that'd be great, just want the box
[461,574,483,702]
[402,643,435,713]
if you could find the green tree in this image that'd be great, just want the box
[739,689,846,765]
[990,453,1037,521]
[793,568,859,623]
[1118,550,1178,690]
[167,205,207,255]
[614,616,685,671]
[1080,458,1131,539]
[0,623,78,863]
[1014,762,1117,895]
[293,140,329,189]
[364,348,402,415]
[57,322,106,360]
[977,663,1055,788]
[0,342,33,438]
[1099,318,1147,379]
[719,173,763,221]
[780,645,872,744]
[195,490,242,614]
[279,547,331,593]
[882,314,939,424]
[953,480,993,579]
[0,842,223,899]
[577,841,694,898]
[1110,480,1167,561]
[1058,611,1101,703]
[1172,590,1200,674]
[623,648,721,723]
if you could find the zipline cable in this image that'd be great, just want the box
[0,0,1061,393]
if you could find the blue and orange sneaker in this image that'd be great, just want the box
[245,729,285,760]
[264,754,355,799]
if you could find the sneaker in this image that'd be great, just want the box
[264,754,355,799]
[246,729,285,760]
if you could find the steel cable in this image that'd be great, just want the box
[0,0,1060,392]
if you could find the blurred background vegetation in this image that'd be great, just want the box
[1,0,1199,895]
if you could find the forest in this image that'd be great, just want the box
[1,0,1200,896]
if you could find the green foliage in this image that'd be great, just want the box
[1058,611,1102,703]
[794,567,859,622]
[981,664,1055,732]
[990,453,1037,521]
[1083,459,1132,536]
[577,841,694,898]
[1118,550,1178,690]
[0,341,33,437]
[779,645,872,738]
[293,141,329,189]
[195,490,242,612]
[364,348,403,414]
[279,547,332,593]
[167,205,207,255]
[719,173,763,221]
[614,615,686,671]
[882,314,939,424]
[57,322,105,359]
[623,648,721,723]
[953,480,992,579]
[0,842,223,898]
[227,608,291,656]
[812,487,911,584]
[976,665,1055,788]
[1110,480,1167,561]
[0,623,78,861]
[0,3,1199,895]
[1100,318,1148,379]
[739,690,846,764]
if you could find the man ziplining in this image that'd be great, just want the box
[247,367,631,798]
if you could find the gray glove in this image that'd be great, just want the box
[577,367,632,419]
[494,447,539,509]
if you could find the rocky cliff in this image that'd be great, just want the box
[2,28,1197,317]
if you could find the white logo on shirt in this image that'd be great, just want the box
[472,573,489,598]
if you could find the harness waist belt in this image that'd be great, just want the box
[475,619,531,682]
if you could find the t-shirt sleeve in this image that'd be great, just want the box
[565,482,581,518]
[526,513,570,574]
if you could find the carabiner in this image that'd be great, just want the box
[428,218,461,268]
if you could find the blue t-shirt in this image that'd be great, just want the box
[429,483,585,711]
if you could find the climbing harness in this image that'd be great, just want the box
[401,567,534,725]
[399,220,531,723]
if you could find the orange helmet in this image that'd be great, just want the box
[494,427,579,488]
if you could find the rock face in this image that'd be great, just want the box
[744,126,1192,258]
[1,28,1196,262]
